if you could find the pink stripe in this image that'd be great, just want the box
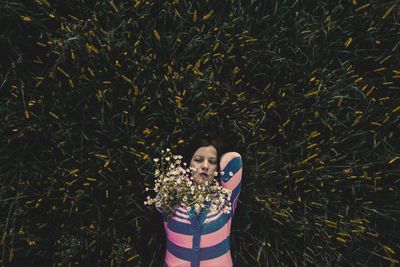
[221,168,242,191]
[206,200,226,217]
[165,249,191,267]
[166,228,193,249]
[176,209,189,218]
[177,206,187,211]
[206,208,221,218]
[171,216,191,224]
[200,249,232,267]
[200,223,229,248]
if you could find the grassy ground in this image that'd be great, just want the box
[1,0,399,266]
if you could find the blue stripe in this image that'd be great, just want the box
[174,213,190,220]
[177,210,188,215]
[162,214,168,222]
[206,209,223,220]
[231,182,241,203]
[178,205,188,213]
[202,212,231,234]
[200,235,231,260]
[220,156,242,182]
[167,218,193,235]
[166,238,193,262]
[205,202,232,220]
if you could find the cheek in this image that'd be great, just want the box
[190,161,199,170]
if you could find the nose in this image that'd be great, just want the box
[201,161,209,171]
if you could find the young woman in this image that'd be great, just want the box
[156,133,243,267]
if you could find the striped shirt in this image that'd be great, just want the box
[156,152,243,267]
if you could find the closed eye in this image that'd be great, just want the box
[195,159,217,164]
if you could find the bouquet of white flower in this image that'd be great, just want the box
[144,148,232,221]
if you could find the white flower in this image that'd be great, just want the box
[145,151,233,219]
[220,171,225,175]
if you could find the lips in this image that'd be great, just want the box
[200,173,208,178]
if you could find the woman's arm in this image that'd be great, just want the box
[219,152,243,215]
[156,206,169,222]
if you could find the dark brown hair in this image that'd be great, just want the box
[175,132,233,175]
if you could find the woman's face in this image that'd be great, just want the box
[190,145,218,184]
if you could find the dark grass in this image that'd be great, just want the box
[0,0,399,266]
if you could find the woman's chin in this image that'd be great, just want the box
[194,176,212,184]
